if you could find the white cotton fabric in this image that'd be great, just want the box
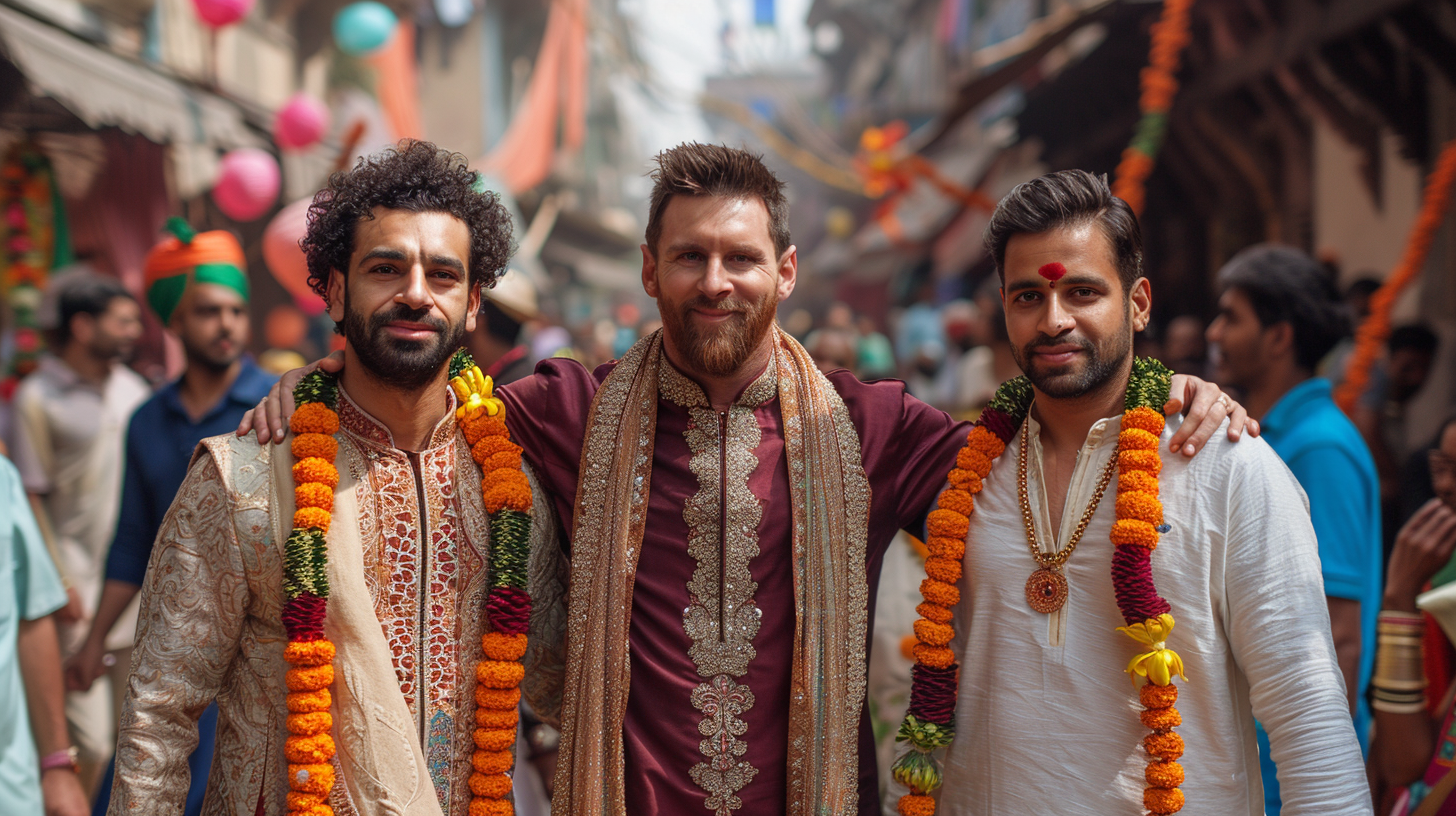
[937,412,1372,816]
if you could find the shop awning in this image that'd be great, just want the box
[0,4,259,150]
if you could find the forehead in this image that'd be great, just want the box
[1002,222,1117,283]
[182,282,247,308]
[657,195,773,251]
[352,207,471,258]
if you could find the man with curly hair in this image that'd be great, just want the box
[109,141,555,816]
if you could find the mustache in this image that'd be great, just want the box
[682,296,754,315]
[369,303,447,333]
[1022,333,1093,353]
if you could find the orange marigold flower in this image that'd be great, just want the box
[469,771,514,798]
[1144,731,1185,761]
[916,602,953,624]
[476,660,526,689]
[484,482,532,514]
[471,749,514,775]
[293,458,339,489]
[926,509,969,541]
[475,686,522,711]
[482,632,529,662]
[920,579,960,608]
[1140,682,1178,709]
[287,688,331,713]
[287,712,333,736]
[471,435,519,463]
[473,727,516,752]
[1115,492,1163,525]
[1119,449,1163,476]
[947,468,982,493]
[288,762,335,794]
[913,619,955,647]
[966,426,1005,459]
[926,536,966,562]
[956,447,992,478]
[462,415,508,446]
[485,468,530,490]
[481,450,523,474]
[936,488,974,518]
[468,800,514,816]
[284,640,336,666]
[924,556,962,585]
[1145,759,1184,789]
[290,403,340,436]
[1119,471,1160,496]
[1141,706,1182,731]
[476,708,520,730]
[1118,428,1161,452]
[286,664,334,693]
[1143,786,1185,815]
[295,482,334,513]
[913,643,955,669]
[292,433,339,463]
[294,507,332,533]
[1110,519,1160,549]
[285,734,336,764]
[897,793,936,816]
[286,791,327,811]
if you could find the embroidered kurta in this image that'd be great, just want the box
[109,389,553,816]
[937,412,1372,815]
[502,354,967,816]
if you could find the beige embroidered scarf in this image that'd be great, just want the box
[553,327,871,815]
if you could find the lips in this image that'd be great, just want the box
[1032,345,1082,364]
[384,321,441,340]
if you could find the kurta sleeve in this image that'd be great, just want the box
[1220,444,1373,815]
[110,450,251,815]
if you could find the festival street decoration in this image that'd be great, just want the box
[1111,0,1194,215]
[0,142,71,395]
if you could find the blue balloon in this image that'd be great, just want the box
[333,1,397,56]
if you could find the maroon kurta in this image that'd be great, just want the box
[501,357,967,815]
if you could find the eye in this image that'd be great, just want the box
[680,251,703,262]
[1015,291,1040,303]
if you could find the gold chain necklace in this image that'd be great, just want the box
[1018,418,1119,613]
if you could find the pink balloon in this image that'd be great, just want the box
[191,0,254,27]
[212,148,280,222]
[263,197,327,315]
[274,93,330,151]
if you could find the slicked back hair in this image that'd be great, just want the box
[984,169,1143,294]
[1216,244,1351,372]
[645,143,791,258]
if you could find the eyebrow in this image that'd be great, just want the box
[1005,273,1107,294]
[358,248,465,272]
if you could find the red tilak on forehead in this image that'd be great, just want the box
[1038,262,1067,282]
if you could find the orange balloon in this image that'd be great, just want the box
[263,197,326,315]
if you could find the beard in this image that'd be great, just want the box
[342,296,464,391]
[1011,317,1132,399]
[659,290,777,377]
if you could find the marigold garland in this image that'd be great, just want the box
[1335,139,1456,414]
[893,360,1185,815]
[280,351,533,816]
[1111,0,1195,215]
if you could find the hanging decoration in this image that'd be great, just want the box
[213,148,281,222]
[0,142,72,396]
[1335,139,1456,414]
[333,2,398,57]
[263,198,327,316]
[190,0,254,28]
[275,93,331,152]
[1110,0,1195,215]
[853,122,996,244]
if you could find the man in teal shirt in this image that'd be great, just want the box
[1208,244,1381,815]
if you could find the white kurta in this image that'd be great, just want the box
[938,412,1371,816]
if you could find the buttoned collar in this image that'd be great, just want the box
[157,358,274,424]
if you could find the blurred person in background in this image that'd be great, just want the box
[1355,324,1439,508]
[855,314,896,380]
[1164,314,1209,378]
[806,326,859,375]
[465,268,538,385]
[9,273,148,797]
[1208,244,1378,816]
[63,219,272,816]
[1323,276,1382,383]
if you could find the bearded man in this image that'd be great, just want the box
[245,145,1249,815]
[109,141,552,816]
[926,171,1370,814]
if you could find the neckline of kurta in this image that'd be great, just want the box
[657,348,779,410]
[336,382,461,452]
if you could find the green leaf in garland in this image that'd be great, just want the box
[487,510,531,589]
[293,369,338,411]
[283,529,330,599]
[987,375,1034,423]
[450,348,477,380]
[890,747,944,794]
[1127,357,1173,412]
[895,714,956,750]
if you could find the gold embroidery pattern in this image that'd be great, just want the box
[690,675,758,814]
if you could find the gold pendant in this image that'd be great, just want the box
[1025,567,1068,613]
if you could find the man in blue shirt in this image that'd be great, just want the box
[63,220,274,816]
[1207,244,1381,815]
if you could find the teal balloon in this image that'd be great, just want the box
[333,2,397,56]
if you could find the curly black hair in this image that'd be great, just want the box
[301,140,515,298]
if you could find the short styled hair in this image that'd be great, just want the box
[1216,244,1351,371]
[57,276,134,347]
[1389,323,1438,356]
[984,169,1143,293]
[302,140,515,297]
[644,143,790,257]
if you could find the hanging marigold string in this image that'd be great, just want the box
[282,350,532,816]
[891,359,1182,816]
[1335,139,1456,415]
[1111,0,1195,216]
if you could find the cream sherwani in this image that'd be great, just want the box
[938,413,1371,815]
[109,389,557,816]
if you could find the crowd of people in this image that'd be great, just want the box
[0,139,1450,816]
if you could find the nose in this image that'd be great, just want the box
[699,255,733,300]
[397,264,432,310]
[1205,316,1223,344]
[1038,292,1071,336]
